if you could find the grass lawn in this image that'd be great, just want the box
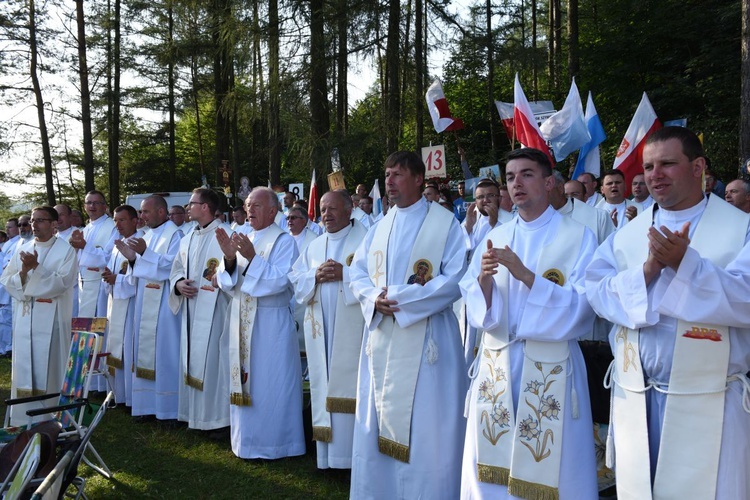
[0,358,350,499]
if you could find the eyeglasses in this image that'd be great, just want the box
[84,201,105,206]
[18,222,30,227]
[475,194,498,201]
[188,201,205,206]
[30,218,53,224]
[168,213,184,217]
[287,216,304,221]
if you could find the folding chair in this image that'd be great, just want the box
[2,318,113,480]
[0,433,42,500]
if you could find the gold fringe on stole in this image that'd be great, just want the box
[108,355,123,370]
[508,477,559,500]
[312,426,332,443]
[378,436,410,463]
[230,392,252,407]
[184,374,204,390]
[326,397,356,414]
[136,367,156,381]
[477,464,510,486]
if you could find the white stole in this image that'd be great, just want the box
[304,221,366,442]
[106,245,132,370]
[610,196,748,500]
[14,238,69,397]
[135,222,180,380]
[229,224,284,406]
[366,203,453,463]
[79,217,115,315]
[476,215,584,499]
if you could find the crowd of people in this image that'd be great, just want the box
[0,126,748,499]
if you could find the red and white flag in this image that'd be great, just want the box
[613,92,661,196]
[495,101,515,142]
[513,74,554,165]
[308,169,318,221]
[426,80,464,133]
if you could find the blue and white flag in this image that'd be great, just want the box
[572,91,607,179]
[369,179,383,218]
[540,78,590,161]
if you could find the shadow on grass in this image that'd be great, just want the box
[0,358,349,499]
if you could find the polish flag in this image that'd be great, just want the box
[308,169,318,221]
[613,92,661,196]
[495,101,515,142]
[513,74,554,165]
[426,80,464,133]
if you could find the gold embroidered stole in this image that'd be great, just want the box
[14,238,69,397]
[229,224,284,406]
[476,214,584,499]
[611,196,748,500]
[79,217,115,316]
[366,203,454,463]
[106,244,133,369]
[304,221,367,442]
[135,222,180,380]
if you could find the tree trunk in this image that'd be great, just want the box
[212,0,232,188]
[385,0,401,153]
[268,0,281,186]
[168,0,176,190]
[567,0,579,80]
[415,0,423,150]
[335,0,348,134]
[111,0,121,206]
[741,0,750,169]
[29,0,55,205]
[554,0,562,92]
[75,0,95,193]
[486,0,497,158]
[547,0,554,92]
[531,0,538,99]
[191,54,207,181]
[310,0,330,177]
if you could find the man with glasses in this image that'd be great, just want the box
[169,188,232,434]
[0,219,21,357]
[0,206,78,425]
[287,207,318,255]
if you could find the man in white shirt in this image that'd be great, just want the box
[596,170,641,228]
[631,172,654,209]
[578,172,602,206]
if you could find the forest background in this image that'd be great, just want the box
[1,0,749,216]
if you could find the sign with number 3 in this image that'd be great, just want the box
[421,145,446,179]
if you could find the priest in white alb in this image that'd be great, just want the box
[216,186,305,459]
[290,190,367,469]
[169,188,231,431]
[585,127,750,500]
[460,148,598,500]
[349,151,468,499]
[102,205,142,406]
[0,206,78,425]
[128,195,183,422]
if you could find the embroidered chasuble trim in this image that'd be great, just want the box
[185,373,203,390]
[477,464,509,485]
[312,426,332,443]
[230,393,252,407]
[325,397,356,414]
[137,367,156,381]
[108,355,123,369]
[378,436,410,463]
[16,388,46,398]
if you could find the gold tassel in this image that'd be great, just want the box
[184,374,204,391]
[108,355,123,369]
[477,464,510,486]
[230,392,252,407]
[378,436,410,463]
[312,426,332,443]
[136,367,156,381]
[508,477,559,500]
[326,397,356,414]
